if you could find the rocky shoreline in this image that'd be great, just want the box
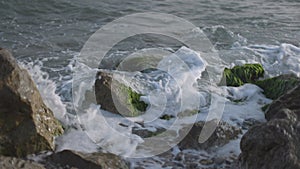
[0,48,128,169]
[1,47,299,169]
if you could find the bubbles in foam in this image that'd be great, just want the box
[244,43,300,77]
[20,61,68,125]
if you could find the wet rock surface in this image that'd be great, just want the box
[178,120,242,151]
[0,48,64,157]
[219,64,264,87]
[43,150,129,169]
[0,156,45,169]
[95,71,148,117]
[255,74,300,100]
[240,84,300,169]
[132,148,240,169]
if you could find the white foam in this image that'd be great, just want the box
[20,43,285,167]
[78,104,144,156]
[244,43,300,77]
[221,84,272,126]
[20,61,68,125]
[55,129,99,153]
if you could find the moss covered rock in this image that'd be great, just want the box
[220,64,264,87]
[95,71,148,117]
[0,48,64,157]
[127,87,148,113]
[220,63,299,100]
[255,74,300,100]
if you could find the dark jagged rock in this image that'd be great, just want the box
[240,119,300,169]
[0,156,45,169]
[94,71,148,117]
[255,74,300,100]
[240,85,300,169]
[0,48,64,157]
[45,150,129,169]
[178,120,241,151]
[219,64,264,87]
[265,83,300,121]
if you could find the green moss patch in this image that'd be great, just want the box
[220,64,264,87]
[261,104,270,112]
[255,74,300,100]
[117,84,148,117]
[219,63,300,100]
[128,87,148,113]
[159,114,175,120]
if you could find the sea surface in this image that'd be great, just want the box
[1,0,300,168]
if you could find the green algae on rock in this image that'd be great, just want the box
[255,74,300,100]
[123,85,148,116]
[220,64,264,87]
[159,114,175,120]
[0,48,64,157]
[95,71,148,117]
[219,62,299,100]
[261,104,270,112]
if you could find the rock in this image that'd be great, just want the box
[0,156,45,169]
[255,74,300,100]
[219,63,299,100]
[45,150,129,169]
[199,159,214,165]
[178,120,241,151]
[132,127,166,138]
[94,71,148,117]
[239,85,300,169]
[240,119,300,169]
[241,118,262,130]
[219,64,264,87]
[266,84,300,121]
[0,48,64,157]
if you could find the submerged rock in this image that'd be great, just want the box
[0,156,45,169]
[0,48,64,157]
[178,120,241,151]
[255,74,300,100]
[220,64,264,87]
[94,71,148,117]
[240,85,300,169]
[45,150,129,169]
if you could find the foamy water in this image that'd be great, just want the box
[21,40,300,168]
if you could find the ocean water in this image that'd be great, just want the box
[1,0,300,168]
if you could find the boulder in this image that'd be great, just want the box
[178,120,241,151]
[219,62,299,100]
[240,85,300,169]
[240,119,300,169]
[94,71,148,117]
[45,150,129,169]
[219,64,264,87]
[0,48,64,157]
[255,74,300,100]
[0,156,45,169]
[265,84,300,120]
